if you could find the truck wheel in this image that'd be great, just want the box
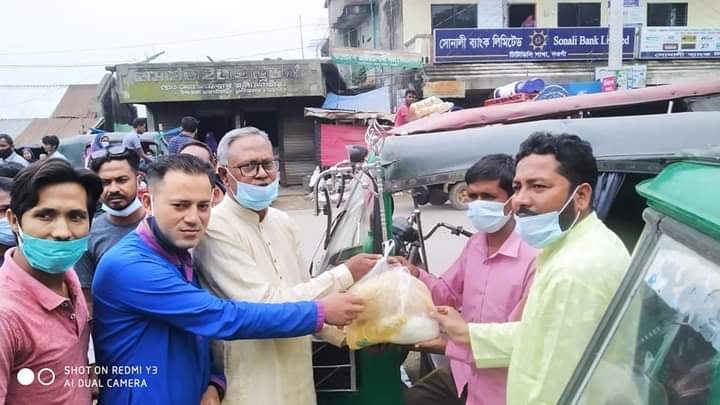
[449,182,470,210]
[428,188,449,206]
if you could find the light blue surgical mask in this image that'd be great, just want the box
[227,171,279,211]
[17,226,88,274]
[514,187,580,249]
[0,218,16,246]
[102,198,142,218]
[467,199,511,233]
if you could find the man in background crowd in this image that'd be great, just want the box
[394,89,418,127]
[0,177,15,264]
[179,140,225,205]
[122,118,152,164]
[0,135,28,167]
[42,135,69,161]
[168,116,200,154]
[75,146,145,313]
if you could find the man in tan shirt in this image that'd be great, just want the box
[194,127,379,405]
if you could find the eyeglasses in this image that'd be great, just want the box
[90,146,131,161]
[229,160,279,177]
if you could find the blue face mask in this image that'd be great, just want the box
[0,218,16,247]
[514,187,580,249]
[228,172,279,211]
[467,199,511,233]
[17,227,88,274]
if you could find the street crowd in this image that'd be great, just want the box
[0,104,629,405]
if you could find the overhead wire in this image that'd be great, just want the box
[0,24,329,57]
[0,42,328,68]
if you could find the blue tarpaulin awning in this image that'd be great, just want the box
[323,86,391,113]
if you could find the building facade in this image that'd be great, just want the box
[327,0,720,104]
[326,0,418,108]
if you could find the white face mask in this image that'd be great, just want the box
[102,198,142,218]
[100,141,110,148]
[467,199,511,233]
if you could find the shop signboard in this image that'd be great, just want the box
[639,27,720,59]
[434,27,635,63]
[115,60,325,103]
[595,65,647,89]
[331,47,423,69]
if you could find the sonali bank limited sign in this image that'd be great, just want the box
[115,61,325,103]
[434,27,635,63]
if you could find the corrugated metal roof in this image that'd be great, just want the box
[14,117,101,146]
[0,83,102,145]
[0,85,69,119]
[52,84,101,118]
[0,119,33,139]
[304,107,394,123]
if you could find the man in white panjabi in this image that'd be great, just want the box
[194,127,379,405]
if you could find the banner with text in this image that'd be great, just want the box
[640,27,720,59]
[434,27,635,63]
[115,61,324,103]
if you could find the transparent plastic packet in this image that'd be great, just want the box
[345,248,439,350]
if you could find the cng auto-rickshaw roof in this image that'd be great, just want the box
[637,162,720,241]
[389,79,720,135]
[380,111,720,192]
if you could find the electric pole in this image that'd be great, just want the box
[608,0,624,68]
[299,15,305,60]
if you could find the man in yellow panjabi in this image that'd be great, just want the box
[433,133,630,405]
[194,127,380,405]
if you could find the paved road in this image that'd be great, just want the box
[281,192,472,276]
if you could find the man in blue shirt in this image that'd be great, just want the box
[168,116,199,154]
[93,155,365,404]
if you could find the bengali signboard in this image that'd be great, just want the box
[434,27,635,63]
[595,65,647,89]
[331,47,423,69]
[639,27,720,59]
[115,61,325,103]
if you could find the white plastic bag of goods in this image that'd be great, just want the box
[345,258,439,349]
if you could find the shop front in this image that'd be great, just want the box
[113,60,327,185]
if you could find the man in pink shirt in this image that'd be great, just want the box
[403,154,537,405]
[394,89,418,127]
[0,159,102,405]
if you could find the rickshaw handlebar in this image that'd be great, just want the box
[423,222,473,240]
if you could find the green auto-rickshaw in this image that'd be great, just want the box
[311,111,720,405]
[560,171,720,403]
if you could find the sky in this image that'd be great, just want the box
[0,0,329,85]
